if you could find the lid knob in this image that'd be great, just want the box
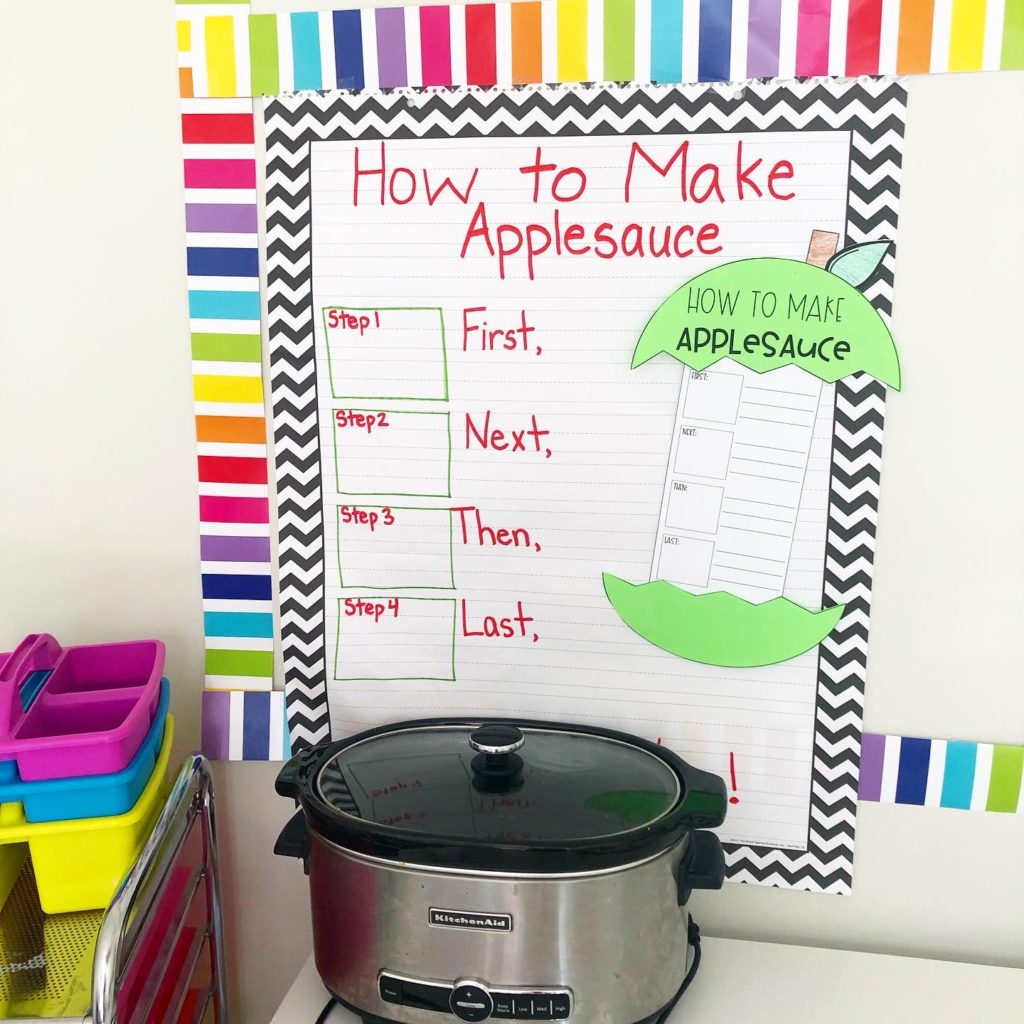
[469,725,525,793]
[469,724,525,756]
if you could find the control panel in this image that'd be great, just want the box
[379,972,572,1021]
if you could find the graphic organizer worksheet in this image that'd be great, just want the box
[652,363,825,604]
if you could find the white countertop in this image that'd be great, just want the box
[271,938,1023,1023]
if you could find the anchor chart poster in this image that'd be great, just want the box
[267,80,905,891]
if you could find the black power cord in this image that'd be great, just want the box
[315,996,339,1024]
[654,916,702,1024]
[312,916,701,1024]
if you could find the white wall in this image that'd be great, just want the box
[0,4,1021,1022]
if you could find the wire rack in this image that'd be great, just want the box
[0,754,228,1024]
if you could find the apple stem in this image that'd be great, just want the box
[806,229,840,267]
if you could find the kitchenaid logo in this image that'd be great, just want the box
[429,908,512,932]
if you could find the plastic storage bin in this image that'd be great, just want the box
[0,860,103,1018]
[0,678,170,824]
[148,883,211,1024]
[0,632,164,781]
[0,841,27,914]
[0,753,227,1023]
[118,862,196,1021]
[0,713,173,914]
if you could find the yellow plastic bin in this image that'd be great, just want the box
[0,716,173,914]
[0,839,27,910]
[0,859,102,1019]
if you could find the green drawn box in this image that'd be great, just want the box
[332,408,451,498]
[337,504,455,590]
[335,596,456,682]
[323,305,449,402]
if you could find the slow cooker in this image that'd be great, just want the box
[275,717,727,1024]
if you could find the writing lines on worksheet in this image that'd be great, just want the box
[652,363,823,601]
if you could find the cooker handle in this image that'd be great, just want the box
[274,810,311,875]
[676,760,728,828]
[677,830,725,906]
[275,747,325,799]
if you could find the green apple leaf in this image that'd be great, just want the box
[631,257,900,389]
[603,573,845,668]
[826,240,892,289]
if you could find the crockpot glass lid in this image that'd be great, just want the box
[315,723,681,843]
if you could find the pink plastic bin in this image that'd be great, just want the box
[0,633,164,782]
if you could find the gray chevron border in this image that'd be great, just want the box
[264,79,905,891]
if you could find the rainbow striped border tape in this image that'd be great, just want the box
[184,96,278,692]
[202,690,290,760]
[178,0,289,758]
[860,734,1024,813]
[178,4,291,759]
[177,0,1024,100]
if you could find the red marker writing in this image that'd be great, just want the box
[728,752,740,804]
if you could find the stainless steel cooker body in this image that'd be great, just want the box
[275,718,727,1024]
[306,833,691,1024]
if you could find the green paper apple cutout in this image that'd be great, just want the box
[607,241,896,668]
[603,575,845,668]
[631,247,900,389]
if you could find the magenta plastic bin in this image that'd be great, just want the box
[0,633,164,782]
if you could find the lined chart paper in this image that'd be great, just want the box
[304,120,850,852]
